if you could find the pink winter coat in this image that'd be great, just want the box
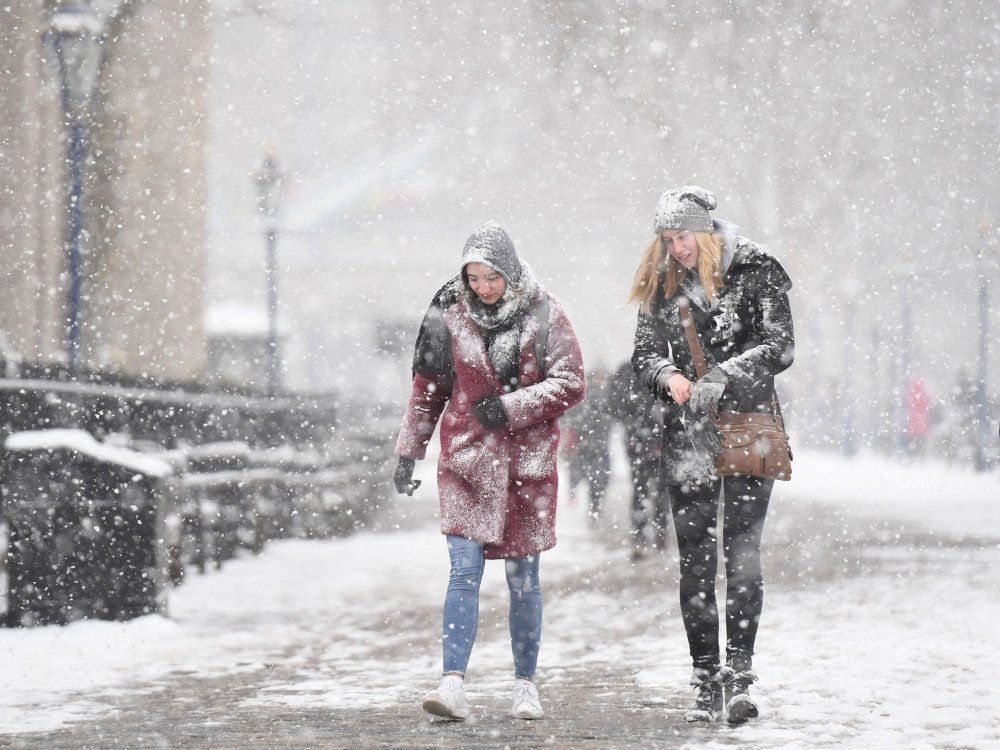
[395,289,585,558]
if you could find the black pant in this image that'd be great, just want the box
[668,475,773,671]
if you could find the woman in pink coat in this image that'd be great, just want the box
[394,222,585,721]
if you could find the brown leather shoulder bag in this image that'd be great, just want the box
[678,297,792,481]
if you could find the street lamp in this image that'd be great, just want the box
[894,247,915,456]
[253,151,285,396]
[840,274,862,457]
[975,219,996,468]
[45,3,102,370]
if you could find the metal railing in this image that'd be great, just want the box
[0,366,395,626]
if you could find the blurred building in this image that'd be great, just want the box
[0,0,209,381]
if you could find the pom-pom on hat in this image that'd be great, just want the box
[653,186,718,233]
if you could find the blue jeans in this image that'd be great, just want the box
[442,535,542,680]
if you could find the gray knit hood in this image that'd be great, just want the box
[459,222,541,332]
[460,221,522,285]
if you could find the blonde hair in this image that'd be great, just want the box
[627,232,725,314]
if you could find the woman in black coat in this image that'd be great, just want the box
[629,186,794,725]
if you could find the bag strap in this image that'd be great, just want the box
[532,294,551,378]
[769,390,782,421]
[678,296,721,423]
[677,296,708,379]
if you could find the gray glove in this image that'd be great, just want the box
[471,396,509,430]
[393,457,421,496]
[689,367,728,414]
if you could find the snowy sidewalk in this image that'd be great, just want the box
[1,450,999,749]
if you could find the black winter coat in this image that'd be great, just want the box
[631,237,794,484]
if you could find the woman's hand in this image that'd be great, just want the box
[471,396,509,430]
[666,373,693,405]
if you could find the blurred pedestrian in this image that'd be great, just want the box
[906,376,933,456]
[393,222,585,721]
[563,367,613,520]
[952,368,989,470]
[630,186,794,724]
[608,360,669,559]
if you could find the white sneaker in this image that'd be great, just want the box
[422,675,470,721]
[510,679,544,719]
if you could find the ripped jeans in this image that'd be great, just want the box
[442,535,542,680]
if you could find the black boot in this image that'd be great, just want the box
[721,666,759,724]
[684,667,724,722]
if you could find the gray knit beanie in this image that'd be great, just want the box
[653,186,718,233]
[461,221,523,285]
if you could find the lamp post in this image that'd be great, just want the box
[894,247,915,456]
[840,274,862,456]
[253,152,285,396]
[975,219,995,468]
[45,3,102,370]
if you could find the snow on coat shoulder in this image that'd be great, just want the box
[396,288,585,559]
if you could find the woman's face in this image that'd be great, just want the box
[466,262,506,305]
[661,229,699,270]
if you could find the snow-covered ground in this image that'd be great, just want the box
[786,448,1000,541]
[1,448,998,748]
